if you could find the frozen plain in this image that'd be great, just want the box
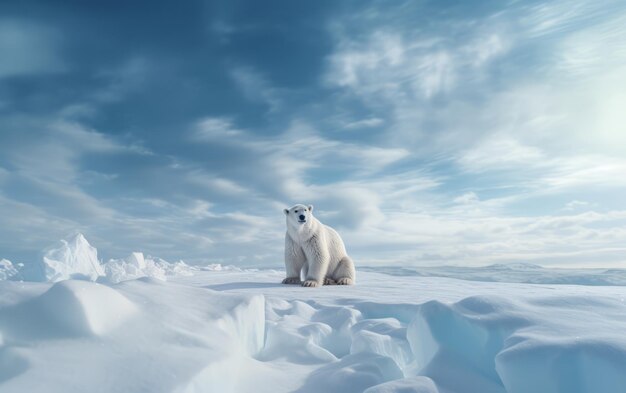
[1,236,626,393]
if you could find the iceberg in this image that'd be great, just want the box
[42,233,104,282]
[103,252,194,283]
[103,252,166,283]
[0,259,19,281]
[0,234,196,284]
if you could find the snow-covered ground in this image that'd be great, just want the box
[2,236,626,393]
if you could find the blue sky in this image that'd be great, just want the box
[1,0,626,267]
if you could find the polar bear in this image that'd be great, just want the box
[282,204,356,287]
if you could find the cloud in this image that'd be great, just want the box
[229,66,282,111]
[347,207,626,267]
[542,156,626,190]
[1,117,151,181]
[262,121,410,173]
[520,1,612,38]
[0,19,65,78]
[0,193,79,254]
[343,117,384,130]
[92,57,153,103]
[186,170,249,196]
[323,1,626,160]
[562,200,595,211]
[192,117,243,141]
[2,0,626,269]
[320,2,626,212]
[457,137,545,173]
[325,25,508,101]
[556,13,626,76]
[189,118,411,196]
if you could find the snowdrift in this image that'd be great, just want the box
[408,295,626,393]
[2,280,136,338]
[0,278,265,393]
[256,285,626,393]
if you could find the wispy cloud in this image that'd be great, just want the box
[0,18,65,78]
[325,25,508,101]
[230,66,282,111]
[186,170,250,196]
[192,117,244,140]
[343,117,384,130]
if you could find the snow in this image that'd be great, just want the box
[2,236,626,392]
[2,268,626,393]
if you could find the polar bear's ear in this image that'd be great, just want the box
[283,208,289,215]
[307,205,314,212]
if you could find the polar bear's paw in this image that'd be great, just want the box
[302,280,321,287]
[336,277,354,285]
[282,277,302,285]
[324,277,337,285]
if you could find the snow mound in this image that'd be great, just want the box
[364,376,440,393]
[53,280,135,335]
[496,297,626,393]
[0,259,18,281]
[0,278,266,393]
[260,300,363,364]
[351,318,414,372]
[0,346,30,385]
[215,293,266,356]
[117,282,266,393]
[176,292,265,393]
[42,234,104,282]
[298,353,404,393]
[408,295,626,393]
[1,280,136,340]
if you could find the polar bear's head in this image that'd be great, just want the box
[283,204,314,228]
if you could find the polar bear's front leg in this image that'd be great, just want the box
[302,235,329,287]
[283,234,305,285]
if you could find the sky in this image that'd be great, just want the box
[1,0,626,268]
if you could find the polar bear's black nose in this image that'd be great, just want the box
[299,215,305,220]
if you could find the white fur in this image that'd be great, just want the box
[282,204,356,287]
